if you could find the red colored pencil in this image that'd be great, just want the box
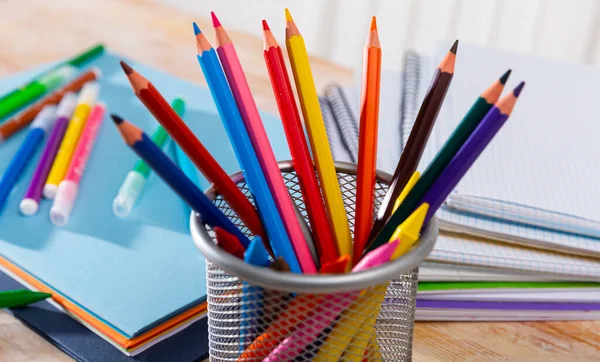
[120,61,266,241]
[214,226,245,259]
[262,20,338,266]
[353,17,382,265]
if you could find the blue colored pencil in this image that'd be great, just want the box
[241,236,271,350]
[0,105,58,212]
[111,114,251,246]
[194,22,302,274]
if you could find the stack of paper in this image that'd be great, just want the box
[319,42,600,321]
[0,51,289,357]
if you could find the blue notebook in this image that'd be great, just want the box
[0,50,289,354]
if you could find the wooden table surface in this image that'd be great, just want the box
[1,0,599,361]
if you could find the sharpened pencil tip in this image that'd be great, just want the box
[210,12,221,27]
[193,22,201,35]
[513,81,525,97]
[499,69,512,85]
[370,16,377,31]
[285,8,293,22]
[111,114,124,125]
[119,60,133,75]
[262,19,270,31]
[450,40,459,54]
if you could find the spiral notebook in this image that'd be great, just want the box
[319,48,600,281]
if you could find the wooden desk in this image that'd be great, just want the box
[1,0,598,360]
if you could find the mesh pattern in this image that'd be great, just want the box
[205,170,418,361]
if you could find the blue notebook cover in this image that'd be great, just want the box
[0,270,208,362]
[0,50,289,343]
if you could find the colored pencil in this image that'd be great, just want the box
[44,82,99,199]
[284,8,352,260]
[368,40,458,247]
[380,70,511,236]
[238,294,323,361]
[0,106,57,212]
[264,242,400,362]
[371,82,524,252]
[120,61,266,246]
[292,204,320,270]
[420,82,525,223]
[111,114,252,247]
[0,289,52,309]
[214,226,245,259]
[0,65,75,120]
[262,256,292,325]
[200,18,307,272]
[20,93,78,216]
[314,204,427,362]
[0,68,100,142]
[320,255,350,274]
[262,17,338,266]
[50,103,105,226]
[0,44,103,121]
[353,16,382,265]
[241,235,271,350]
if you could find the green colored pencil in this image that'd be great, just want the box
[383,70,511,229]
[0,289,52,308]
[0,44,105,120]
[418,281,600,292]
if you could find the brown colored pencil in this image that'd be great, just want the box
[0,68,100,142]
[367,40,458,242]
[119,61,267,241]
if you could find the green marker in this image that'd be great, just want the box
[170,97,200,187]
[112,97,188,218]
[0,44,105,121]
[0,289,52,308]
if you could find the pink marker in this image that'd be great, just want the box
[50,103,105,226]
[264,239,401,361]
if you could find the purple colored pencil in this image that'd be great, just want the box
[416,299,600,311]
[421,82,525,223]
[19,93,78,216]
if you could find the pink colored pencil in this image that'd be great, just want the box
[211,12,316,274]
[50,103,105,226]
[263,239,400,361]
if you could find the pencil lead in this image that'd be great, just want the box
[193,22,201,35]
[119,60,133,75]
[449,40,459,54]
[262,19,270,31]
[513,81,525,97]
[370,16,377,31]
[285,8,294,22]
[110,114,124,125]
[210,12,221,28]
[499,69,512,85]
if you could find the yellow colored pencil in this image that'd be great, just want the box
[285,8,352,259]
[43,82,99,199]
[313,200,428,361]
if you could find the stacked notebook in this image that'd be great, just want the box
[0,50,289,360]
[320,42,600,320]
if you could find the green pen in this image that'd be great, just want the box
[0,44,105,120]
[0,289,52,309]
[112,97,189,218]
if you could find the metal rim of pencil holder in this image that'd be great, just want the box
[191,160,439,293]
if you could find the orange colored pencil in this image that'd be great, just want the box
[353,17,382,265]
[237,294,322,361]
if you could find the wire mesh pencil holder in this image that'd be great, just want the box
[191,161,438,362]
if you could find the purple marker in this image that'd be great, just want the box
[421,82,525,223]
[20,93,78,216]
